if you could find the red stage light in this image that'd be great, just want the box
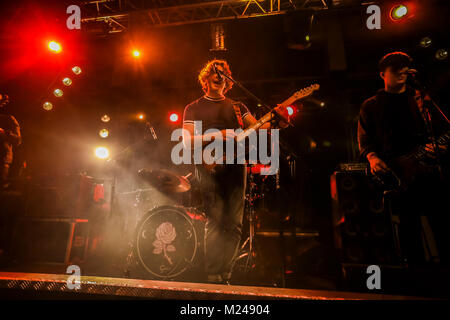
[48,41,62,53]
[169,113,179,123]
[286,106,295,116]
[132,50,141,58]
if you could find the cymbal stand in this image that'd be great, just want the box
[235,170,258,273]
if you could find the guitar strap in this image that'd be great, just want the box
[232,102,245,129]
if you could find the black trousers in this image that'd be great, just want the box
[196,164,246,278]
[393,173,450,266]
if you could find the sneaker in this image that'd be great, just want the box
[222,272,232,285]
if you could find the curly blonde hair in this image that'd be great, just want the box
[198,59,233,94]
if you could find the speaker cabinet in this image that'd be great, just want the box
[24,174,100,218]
[12,218,89,264]
[330,164,398,265]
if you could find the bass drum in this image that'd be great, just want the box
[134,205,205,280]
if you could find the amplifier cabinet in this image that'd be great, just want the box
[330,166,398,265]
[12,217,89,264]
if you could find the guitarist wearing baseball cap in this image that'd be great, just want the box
[358,52,449,268]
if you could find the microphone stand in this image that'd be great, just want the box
[215,66,298,161]
[106,123,159,220]
[106,124,158,278]
[409,74,450,181]
[215,66,300,287]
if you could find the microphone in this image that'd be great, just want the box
[212,63,223,81]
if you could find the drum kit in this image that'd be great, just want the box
[120,165,274,281]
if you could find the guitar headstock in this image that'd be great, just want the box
[292,84,320,100]
[279,84,320,107]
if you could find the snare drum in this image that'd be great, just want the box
[134,205,205,279]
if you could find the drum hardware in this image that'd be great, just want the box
[137,169,191,194]
[118,187,155,195]
[234,165,263,274]
[122,169,197,279]
[124,205,205,280]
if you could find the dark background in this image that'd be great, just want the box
[0,0,449,287]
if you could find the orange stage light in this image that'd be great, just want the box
[95,147,110,159]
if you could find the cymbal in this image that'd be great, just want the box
[137,169,191,193]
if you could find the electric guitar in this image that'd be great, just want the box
[374,129,450,193]
[203,84,320,173]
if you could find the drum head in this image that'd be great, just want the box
[135,206,198,279]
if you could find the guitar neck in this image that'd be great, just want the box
[410,129,450,160]
[234,84,319,143]
[236,111,275,142]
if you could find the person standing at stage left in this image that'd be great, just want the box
[0,93,21,189]
[0,92,22,266]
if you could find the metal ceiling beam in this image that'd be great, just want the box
[80,0,328,33]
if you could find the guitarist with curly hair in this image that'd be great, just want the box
[182,60,290,284]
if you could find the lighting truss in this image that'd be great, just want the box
[80,0,329,34]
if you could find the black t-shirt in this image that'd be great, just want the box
[383,91,425,157]
[183,96,251,131]
[358,88,428,161]
[183,96,251,182]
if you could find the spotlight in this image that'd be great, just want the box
[99,129,109,138]
[43,102,53,111]
[169,113,179,123]
[95,147,109,159]
[420,37,432,48]
[53,89,63,97]
[210,23,226,51]
[138,114,145,120]
[62,77,72,86]
[72,66,82,75]
[305,97,326,108]
[286,106,295,116]
[284,12,314,50]
[435,49,448,60]
[132,50,141,58]
[48,41,62,53]
[101,114,111,122]
[390,4,408,21]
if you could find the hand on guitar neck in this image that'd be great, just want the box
[273,105,290,129]
[367,152,391,175]
[424,142,448,159]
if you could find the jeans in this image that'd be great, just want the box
[196,164,246,279]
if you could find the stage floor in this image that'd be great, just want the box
[0,271,427,300]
